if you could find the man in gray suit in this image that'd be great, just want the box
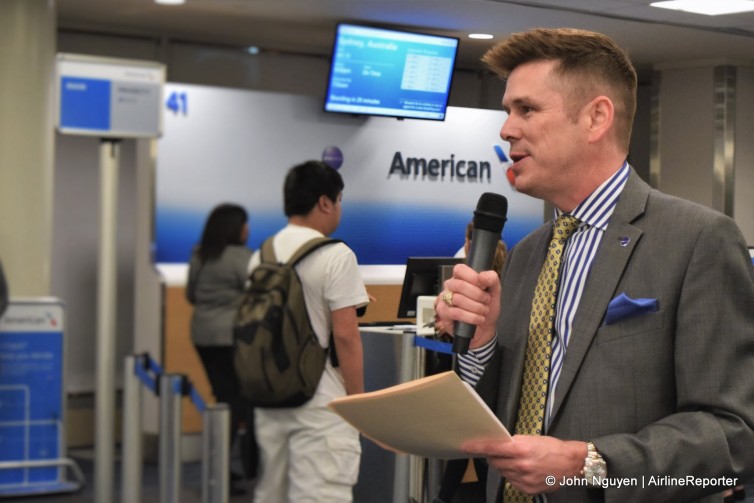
[435,28,754,502]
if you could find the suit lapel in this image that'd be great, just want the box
[548,171,650,423]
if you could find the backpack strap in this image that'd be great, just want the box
[287,236,343,366]
[259,237,277,264]
[286,237,342,267]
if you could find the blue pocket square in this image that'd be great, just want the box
[604,293,658,325]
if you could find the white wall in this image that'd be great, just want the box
[653,62,754,244]
[51,134,137,392]
[655,66,716,207]
[734,67,754,244]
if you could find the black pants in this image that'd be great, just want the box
[195,345,258,478]
[437,457,488,503]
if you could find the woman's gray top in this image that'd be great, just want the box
[186,245,252,346]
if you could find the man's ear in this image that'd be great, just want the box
[585,95,614,143]
[318,194,334,214]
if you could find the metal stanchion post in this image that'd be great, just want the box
[121,355,143,503]
[202,404,230,503]
[159,373,183,503]
[95,139,120,503]
[409,339,427,503]
[393,330,415,503]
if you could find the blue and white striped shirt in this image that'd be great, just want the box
[458,162,630,421]
[457,162,630,500]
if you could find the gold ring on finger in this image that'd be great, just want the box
[441,291,454,307]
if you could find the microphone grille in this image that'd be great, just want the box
[473,192,508,234]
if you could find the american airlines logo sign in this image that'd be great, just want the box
[388,145,510,181]
[0,305,64,332]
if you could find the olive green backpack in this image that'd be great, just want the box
[233,236,340,407]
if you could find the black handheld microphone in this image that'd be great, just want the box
[453,192,508,354]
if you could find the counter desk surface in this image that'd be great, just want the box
[359,323,417,335]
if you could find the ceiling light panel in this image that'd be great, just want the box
[650,0,754,16]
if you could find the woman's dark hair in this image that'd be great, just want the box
[284,160,344,217]
[197,203,248,263]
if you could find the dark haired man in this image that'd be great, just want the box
[251,160,369,503]
[435,28,754,502]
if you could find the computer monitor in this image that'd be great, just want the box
[749,246,754,264]
[397,257,464,318]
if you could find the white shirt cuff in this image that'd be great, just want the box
[457,336,496,387]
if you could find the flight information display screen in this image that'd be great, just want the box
[324,23,459,121]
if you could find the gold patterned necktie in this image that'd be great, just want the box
[503,214,581,503]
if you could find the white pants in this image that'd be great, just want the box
[253,401,361,503]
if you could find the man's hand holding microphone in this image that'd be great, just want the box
[434,192,507,354]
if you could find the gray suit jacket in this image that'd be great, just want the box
[478,169,754,502]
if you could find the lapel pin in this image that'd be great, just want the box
[619,236,630,247]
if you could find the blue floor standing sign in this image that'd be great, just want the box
[0,299,83,496]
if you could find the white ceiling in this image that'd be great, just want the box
[57,0,754,73]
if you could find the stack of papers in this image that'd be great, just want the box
[328,371,511,459]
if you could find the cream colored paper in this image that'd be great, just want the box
[328,371,511,459]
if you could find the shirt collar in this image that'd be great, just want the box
[554,162,630,231]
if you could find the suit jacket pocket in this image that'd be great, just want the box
[596,309,664,344]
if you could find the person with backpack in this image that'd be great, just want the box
[247,160,369,503]
[186,202,256,495]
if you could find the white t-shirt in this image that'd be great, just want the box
[248,224,369,404]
